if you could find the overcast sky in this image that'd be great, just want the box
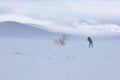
[0,0,120,36]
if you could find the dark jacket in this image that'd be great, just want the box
[87,37,92,43]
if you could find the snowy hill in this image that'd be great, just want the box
[0,21,56,38]
[0,21,120,80]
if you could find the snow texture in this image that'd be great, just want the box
[0,37,120,80]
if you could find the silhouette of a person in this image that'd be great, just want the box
[87,37,93,48]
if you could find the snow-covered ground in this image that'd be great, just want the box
[0,37,120,80]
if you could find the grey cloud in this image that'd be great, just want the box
[0,8,13,14]
[0,0,120,25]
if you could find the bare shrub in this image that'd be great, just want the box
[54,34,69,46]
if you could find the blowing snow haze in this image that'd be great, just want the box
[0,0,120,37]
[0,21,57,38]
[0,1,120,80]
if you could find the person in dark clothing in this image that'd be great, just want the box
[87,37,93,48]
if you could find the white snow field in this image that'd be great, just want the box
[0,37,120,80]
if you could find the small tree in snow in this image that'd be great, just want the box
[54,34,69,46]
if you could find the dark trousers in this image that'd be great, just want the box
[89,42,93,48]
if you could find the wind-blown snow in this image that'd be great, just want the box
[0,15,120,37]
[0,0,120,36]
[0,0,120,80]
[0,38,120,80]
